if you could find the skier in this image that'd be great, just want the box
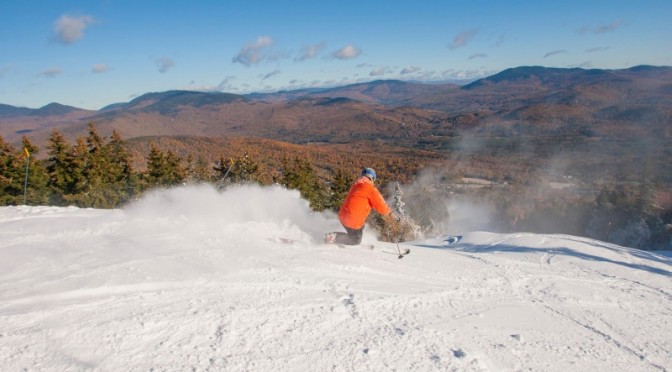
[325,167,397,245]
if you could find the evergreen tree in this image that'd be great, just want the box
[83,124,111,207]
[229,153,260,184]
[20,136,49,205]
[61,137,92,206]
[145,144,185,188]
[0,136,23,205]
[327,167,353,211]
[280,157,329,211]
[214,153,261,188]
[164,150,186,186]
[103,130,139,206]
[385,182,421,241]
[0,136,48,206]
[213,156,234,189]
[392,182,407,217]
[184,154,212,184]
[146,144,167,188]
[45,129,71,205]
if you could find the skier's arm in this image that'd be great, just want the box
[370,186,391,216]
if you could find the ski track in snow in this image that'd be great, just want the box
[0,185,670,371]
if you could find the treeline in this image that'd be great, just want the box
[0,124,356,212]
[1,124,670,250]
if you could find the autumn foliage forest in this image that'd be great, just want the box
[1,66,671,250]
[1,121,670,251]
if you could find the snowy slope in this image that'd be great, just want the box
[1,185,670,371]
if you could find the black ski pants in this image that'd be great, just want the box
[334,225,364,245]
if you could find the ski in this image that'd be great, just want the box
[334,243,410,259]
[335,243,375,250]
[272,237,303,245]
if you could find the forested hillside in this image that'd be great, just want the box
[1,66,670,250]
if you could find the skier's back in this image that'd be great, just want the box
[326,168,394,245]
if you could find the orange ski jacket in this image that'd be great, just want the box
[338,176,391,229]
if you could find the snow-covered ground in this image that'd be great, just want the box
[1,185,670,371]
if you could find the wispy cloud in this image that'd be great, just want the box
[262,69,281,80]
[217,76,236,91]
[91,63,109,73]
[232,36,274,66]
[586,46,610,53]
[595,20,624,34]
[369,67,387,76]
[468,53,487,60]
[331,44,361,60]
[155,57,175,73]
[448,29,478,49]
[443,68,490,80]
[543,49,568,58]
[491,33,506,48]
[569,61,593,69]
[53,14,95,45]
[579,20,625,34]
[37,67,63,78]
[296,42,327,61]
[400,66,421,75]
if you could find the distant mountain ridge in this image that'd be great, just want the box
[2,64,670,113]
[0,102,85,118]
[101,90,247,115]
[0,65,670,150]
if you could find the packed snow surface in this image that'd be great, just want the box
[1,185,670,371]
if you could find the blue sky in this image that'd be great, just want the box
[1,0,670,110]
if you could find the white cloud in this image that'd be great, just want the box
[449,29,478,49]
[331,44,361,60]
[37,67,63,78]
[156,57,175,73]
[400,66,421,75]
[297,42,327,61]
[232,36,274,66]
[91,64,109,73]
[53,14,95,45]
[468,53,487,60]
